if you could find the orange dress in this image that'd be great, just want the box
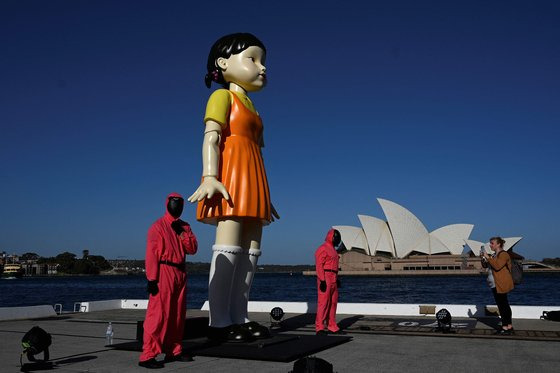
[197,92,271,225]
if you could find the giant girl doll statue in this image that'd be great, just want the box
[188,33,278,342]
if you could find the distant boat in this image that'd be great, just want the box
[1,264,24,279]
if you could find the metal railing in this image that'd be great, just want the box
[53,303,63,315]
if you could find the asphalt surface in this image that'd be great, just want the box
[2,309,560,372]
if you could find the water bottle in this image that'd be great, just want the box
[105,322,114,345]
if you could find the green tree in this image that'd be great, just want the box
[37,256,56,265]
[20,252,39,261]
[88,255,112,271]
[73,259,100,274]
[37,251,112,275]
[55,252,77,273]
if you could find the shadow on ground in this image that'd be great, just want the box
[278,313,363,332]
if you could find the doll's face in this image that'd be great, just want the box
[217,46,266,92]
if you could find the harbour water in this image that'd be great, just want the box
[1,272,559,312]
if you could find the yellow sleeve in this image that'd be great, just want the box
[204,89,231,128]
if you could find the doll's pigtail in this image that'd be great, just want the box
[204,70,220,88]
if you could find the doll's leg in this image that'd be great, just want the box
[230,220,270,338]
[208,218,243,327]
[230,220,262,324]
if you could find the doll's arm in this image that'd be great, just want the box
[188,120,230,203]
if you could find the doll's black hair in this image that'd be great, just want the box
[205,33,266,88]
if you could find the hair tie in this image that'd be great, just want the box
[204,70,221,88]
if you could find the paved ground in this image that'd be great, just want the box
[1,309,560,372]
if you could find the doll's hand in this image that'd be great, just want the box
[271,204,280,221]
[188,176,230,203]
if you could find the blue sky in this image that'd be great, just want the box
[1,0,559,263]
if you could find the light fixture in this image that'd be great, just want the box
[290,356,333,373]
[435,308,452,333]
[270,307,284,328]
[21,326,53,370]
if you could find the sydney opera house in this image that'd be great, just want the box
[334,198,522,273]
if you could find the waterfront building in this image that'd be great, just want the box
[20,262,59,276]
[334,198,522,273]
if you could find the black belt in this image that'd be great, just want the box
[324,269,338,274]
[159,260,185,271]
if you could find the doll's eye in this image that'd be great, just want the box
[248,57,255,62]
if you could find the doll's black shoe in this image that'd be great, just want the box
[208,325,253,343]
[138,358,164,369]
[316,330,328,336]
[241,321,271,339]
[227,324,255,342]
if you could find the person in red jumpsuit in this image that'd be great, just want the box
[139,193,198,369]
[315,228,342,335]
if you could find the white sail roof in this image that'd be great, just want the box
[334,198,521,260]
[465,239,486,256]
[430,224,474,255]
[332,225,368,253]
[358,215,396,257]
[377,198,429,257]
[504,237,523,251]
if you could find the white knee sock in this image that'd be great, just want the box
[208,245,243,327]
[230,248,261,324]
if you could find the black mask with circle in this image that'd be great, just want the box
[332,230,341,247]
[167,197,184,218]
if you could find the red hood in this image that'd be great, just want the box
[164,192,183,221]
[324,228,336,246]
